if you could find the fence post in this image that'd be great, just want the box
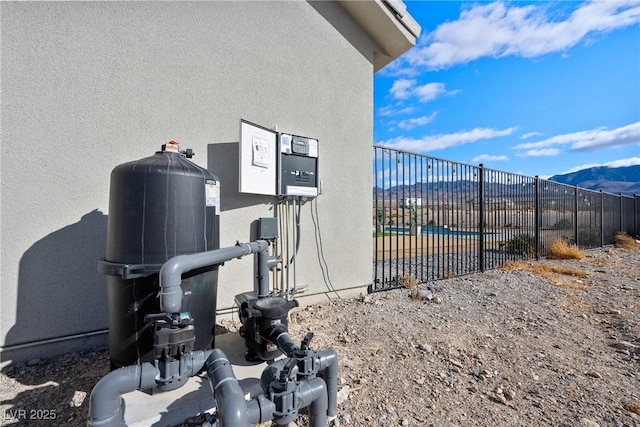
[478,164,485,272]
[574,185,579,247]
[534,176,540,259]
[633,193,640,236]
[619,193,623,234]
[600,190,604,247]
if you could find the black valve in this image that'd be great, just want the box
[279,358,298,383]
[144,312,193,329]
[300,332,314,350]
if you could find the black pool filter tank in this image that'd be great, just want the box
[99,141,220,368]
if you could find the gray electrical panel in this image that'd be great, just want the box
[278,134,319,197]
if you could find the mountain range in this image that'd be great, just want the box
[549,165,640,195]
[373,165,640,201]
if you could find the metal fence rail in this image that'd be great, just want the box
[372,145,640,292]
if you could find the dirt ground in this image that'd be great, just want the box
[1,246,639,426]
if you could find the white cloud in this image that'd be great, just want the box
[390,79,415,100]
[521,131,542,139]
[513,122,640,153]
[389,79,459,103]
[401,1,640,71]
[414,83,446,102]
[571,122,640,150]
[517,148,561,157]
[471,154,509,163]
[397,113,438,130]
[377,105,416,117]
[563,157,640,173]
[378,126,517,153]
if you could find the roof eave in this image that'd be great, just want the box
[338,0,421,72]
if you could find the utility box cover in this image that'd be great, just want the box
[239,120,278,196]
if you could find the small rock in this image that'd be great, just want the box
[481,369,493,379]
[580,418,599,427]
[443,376,454,387]
[69,390,87,407]
[504,389,516,400]
[417,343,433,353]
[414,289,433,301]
[359,294,372,304]
[337,386,350,405]
[415,377,425,385]
[341,413,351,424]
[450,359,464,369]
[586,371,603,379]
[27,358,42,367]
[401,419,410,426]
[433,296,443,304]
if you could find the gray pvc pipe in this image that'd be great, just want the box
[318,349,338,418]
[298,378,328,427]
[257,250,278,297]
[271,325,298,357]
[87,362,158,426]
[159,241,268,313]
[246,394,276,425]
[87,350,212,426]
[206,349,248,427]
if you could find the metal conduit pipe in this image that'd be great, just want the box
[159,241,269,313]
[206,349,249,427]
[87,363,158,426]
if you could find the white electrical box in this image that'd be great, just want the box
[239,120,278,196]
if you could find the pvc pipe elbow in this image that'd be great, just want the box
[88,363,158,426]
[206,349,248,427]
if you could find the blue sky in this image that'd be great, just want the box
[374,0,640,179]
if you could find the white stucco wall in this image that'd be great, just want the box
[1,1,374,362]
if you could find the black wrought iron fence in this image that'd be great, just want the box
[372,145,640,292]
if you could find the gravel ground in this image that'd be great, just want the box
[1,246,639,427]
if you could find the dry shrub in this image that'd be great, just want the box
[614,232,638,250]
[398,273,418,290]
[501,261,589,290]
[502,261,587,278]
[548,239,585,260]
